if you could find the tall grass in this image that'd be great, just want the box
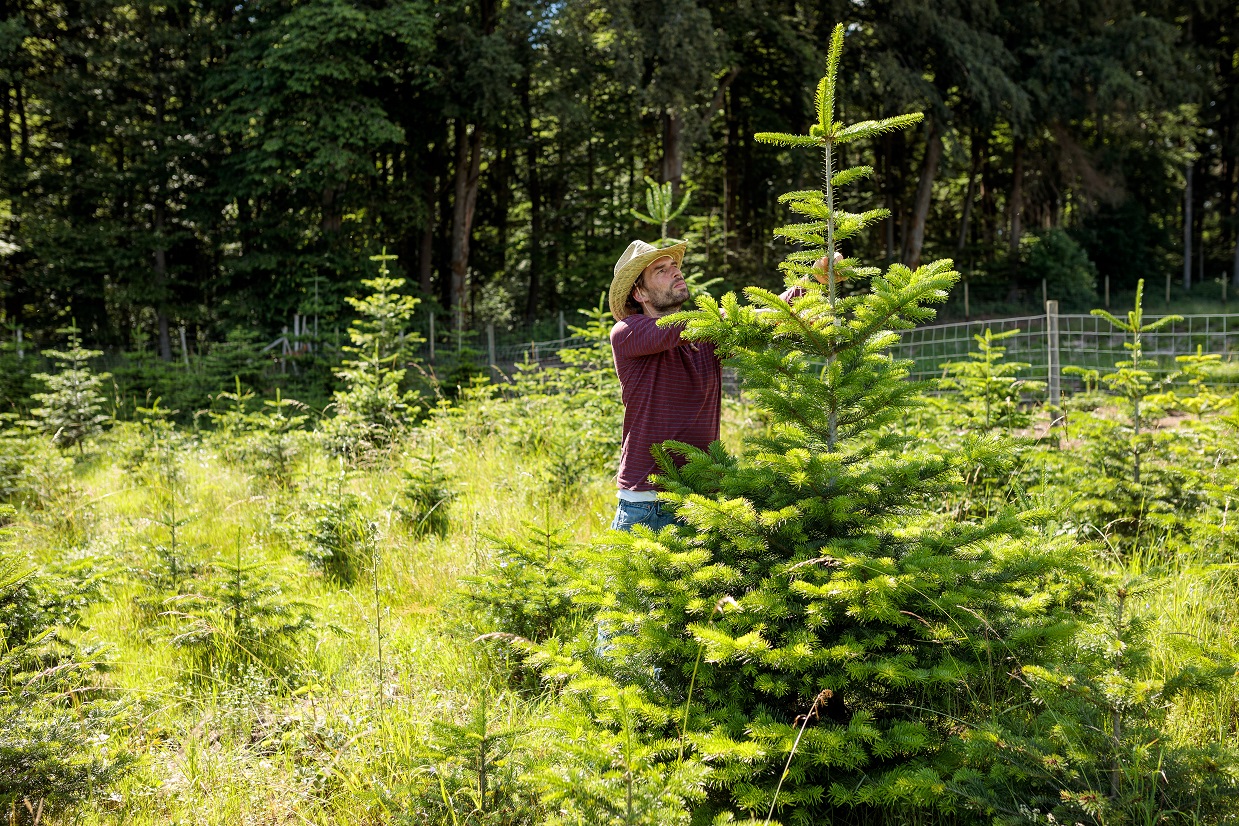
[1,380,1235,824]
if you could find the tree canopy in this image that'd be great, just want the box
[1,0,1235,351]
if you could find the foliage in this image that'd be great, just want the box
[166,539,317,690]
[27,321,111,452]
[940,327,1045,430]
[0,542,132,815]
[1021,228,1099,310]
[531,27,1090,825]
[436,294,621,502]
[322,252,425,459]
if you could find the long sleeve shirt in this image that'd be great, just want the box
[610,286,804,492]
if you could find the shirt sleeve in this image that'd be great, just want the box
[610,315,686,358]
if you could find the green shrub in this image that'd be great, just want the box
[395,440,456,538]
[166,542,316,689]
[302,476,374,585]
[1022,228,1099,310]
[0,542,132,815]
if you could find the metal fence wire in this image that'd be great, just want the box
[888,311,1239,385]
[498,309,1239,395]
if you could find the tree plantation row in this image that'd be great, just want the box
[2,0,1238,355]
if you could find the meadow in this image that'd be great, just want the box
[3,299,1239,825]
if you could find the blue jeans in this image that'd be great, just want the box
[611,499,676,533]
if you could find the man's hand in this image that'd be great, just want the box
[812,252,847,284]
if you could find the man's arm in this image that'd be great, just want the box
[610,315,687,358]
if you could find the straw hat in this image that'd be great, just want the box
[609,240,688,321]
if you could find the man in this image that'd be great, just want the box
[607,239,839,532]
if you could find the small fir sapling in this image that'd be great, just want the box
[0,542,133,813]
[464,504,585,645]
[959,575,1239,825]
[209,379,309,483]
[323,249,424,458]
[166,535,316,689]
[397,439,455,537]
[27,320,111,453]
[1145,345,1236,420]
[303,471,374,585]
[939,328,1044,431]
[536,24,1086,825]
[1092,279,1181,485]
[630,178,722,301]
[631,175,692,245]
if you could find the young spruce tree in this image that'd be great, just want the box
[541,25,1083,826]
[322,250,424,457]
[28,320,111,453]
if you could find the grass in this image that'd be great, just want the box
[3,383,1238,823]
[9,408,612,824]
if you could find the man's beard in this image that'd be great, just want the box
[646,282,689,314]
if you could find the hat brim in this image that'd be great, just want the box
[609,242,688,321]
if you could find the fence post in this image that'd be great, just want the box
[428,312,435,363]
[1041,278,1047,307]
[487,323,496,378]
[1104,275,1110,309]
[558,310,565,341]
[1046,300,1061,416]
[964,280,970,321]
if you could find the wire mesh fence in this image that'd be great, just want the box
[889,312,1239,385]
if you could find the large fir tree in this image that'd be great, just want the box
[540,25,1084,825]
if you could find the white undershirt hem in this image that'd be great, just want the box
[617,489,659,503]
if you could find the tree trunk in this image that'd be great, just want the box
[957,130,983,257]
[724,89,739,252]
[1232,219,1239,289]
[154,200,172,361]
[883,134,895,261]
[15,77,28,160]
[449,118,483,325]
[1,81,10,158]
[903,120,943,268]
[1183,160,1193,291]
[320,186,341,233]
[1008,137,1025,260]
[661,110,683,194]
[524,83,543,321]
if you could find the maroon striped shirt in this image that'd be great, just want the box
[610,287,801,492]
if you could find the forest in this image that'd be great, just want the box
[3,4,1239,826]
[1,0,1238,357]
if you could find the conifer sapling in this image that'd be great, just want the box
[28,320,111,453]
[543,23,1084,825]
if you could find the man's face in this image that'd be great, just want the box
[634,255,688,315]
